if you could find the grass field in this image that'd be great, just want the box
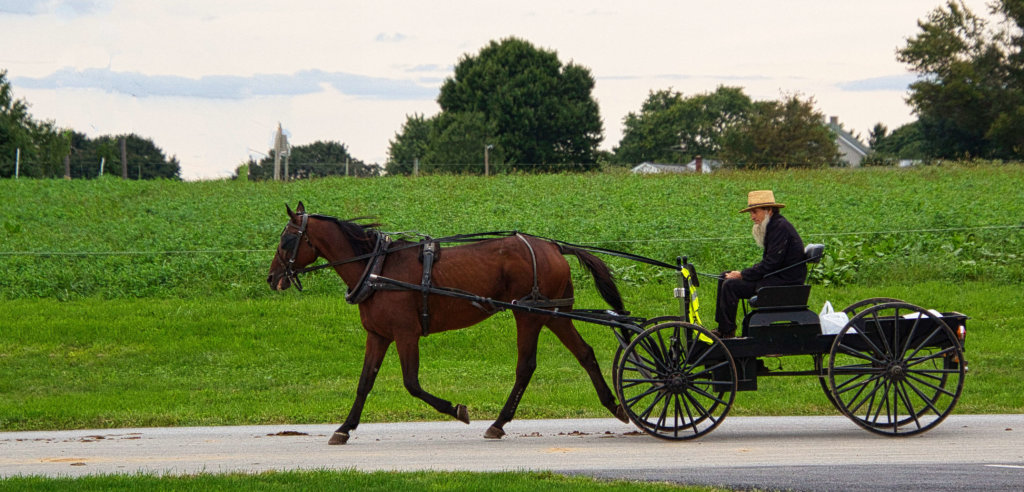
[0,469,718,491]
[1,165,1022,432]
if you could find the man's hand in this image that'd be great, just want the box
[724,270,742,280]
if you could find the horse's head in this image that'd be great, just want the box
[267,201,320,291]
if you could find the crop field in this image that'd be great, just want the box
[1,164,1022,431]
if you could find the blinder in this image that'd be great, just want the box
[277,212,313,291]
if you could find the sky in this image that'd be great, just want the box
[0,0,996,180]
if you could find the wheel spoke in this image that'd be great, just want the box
[902,377,943,418]
[905,371,957,399]
[635,389,669,423]
[836,343,885,365]
[905,347,956,368]
[834,372,884,396]
[681,388,716,429]
[894,380,923,430]
[899,314,922,355]
[905,327,949,361]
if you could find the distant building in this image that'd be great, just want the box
[631,156,720,174]
[827,116,871,167]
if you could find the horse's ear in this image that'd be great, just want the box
[296,201,306,215]
[286,203,295,219]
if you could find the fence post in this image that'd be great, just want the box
[14,148,19,179]
[120,137,128,179]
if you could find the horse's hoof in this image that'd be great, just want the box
[455,404,470,424]
[484,425,505,439]
[328,431,350,445]
[614,405,630,424]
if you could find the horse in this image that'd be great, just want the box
[267,202,629,445]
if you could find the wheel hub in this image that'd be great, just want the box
[665,372,689,394]
[886,361,908,381]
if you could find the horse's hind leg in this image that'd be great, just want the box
[484,319,542,439]
[546,317,629,423]
[394,338,470,424]
[331,331,390,445]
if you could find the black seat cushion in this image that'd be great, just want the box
[749,284,811,309]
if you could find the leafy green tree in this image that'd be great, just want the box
[249,140,378,180]
[386,113,434,175]
[116,134,182,180]
[719,94,839,168]
[866,121,930,165]
[613,86,752,165]
[422,111,501,174]
[898,0,1024,159]
[1,69,70,178]
[437,37,603,171]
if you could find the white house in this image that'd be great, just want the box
[631,156,720,174]
[827,116,871,167]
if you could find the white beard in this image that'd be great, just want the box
[752,215,770,249]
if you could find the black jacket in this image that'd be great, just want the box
[741,213,806,286]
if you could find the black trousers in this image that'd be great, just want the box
[714,277,758,336]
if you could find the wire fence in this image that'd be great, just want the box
[1,224,1019,257]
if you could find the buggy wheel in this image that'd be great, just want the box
[828,302,965,436]
[613,316,684,390]
[615,321,736,440]
[842,297,903,317]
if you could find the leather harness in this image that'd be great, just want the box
[282,215,677,336]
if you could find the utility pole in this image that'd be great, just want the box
[484,144,493,176]
[273,123,284,181]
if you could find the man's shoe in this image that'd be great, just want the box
[709,329,736,339]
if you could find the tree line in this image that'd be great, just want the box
[1,70,183,180]
[4,0,1021,179]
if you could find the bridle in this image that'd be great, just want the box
[275,212,391,293]
[276,212,316,291]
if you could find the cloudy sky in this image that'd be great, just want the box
[1,0,994,179]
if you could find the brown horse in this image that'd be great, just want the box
[267,202,629,445]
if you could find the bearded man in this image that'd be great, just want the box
[713,190,806,338]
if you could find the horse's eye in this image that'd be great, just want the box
[280,234,299,252]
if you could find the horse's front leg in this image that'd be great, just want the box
[395,338,470,424]
[330,331,390,445]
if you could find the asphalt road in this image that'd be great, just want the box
[2,415,1022,491]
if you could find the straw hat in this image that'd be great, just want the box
[740,190,785,213]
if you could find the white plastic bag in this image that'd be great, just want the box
[819,301,850,335]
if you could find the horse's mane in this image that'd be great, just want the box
[311,215,382,257]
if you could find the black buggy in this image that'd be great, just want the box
[604,244,969,440]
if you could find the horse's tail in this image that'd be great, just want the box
[558,244,626,314]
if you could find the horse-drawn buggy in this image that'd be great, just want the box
[268,203,968,444]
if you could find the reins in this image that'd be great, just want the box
[281,213,686,296]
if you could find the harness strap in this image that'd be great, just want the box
[418,238,437,336]
[511,234,575,310]
[344,233,392,305]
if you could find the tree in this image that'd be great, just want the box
[67,132,179,179]
[421,111,500,174]
[719,94,839,168]
[898,0,1024,159]
[249,140,379,180]
[386,113,434,175]
[613,86,752,165]
[437,37,603,171]
[1,69,70,178]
